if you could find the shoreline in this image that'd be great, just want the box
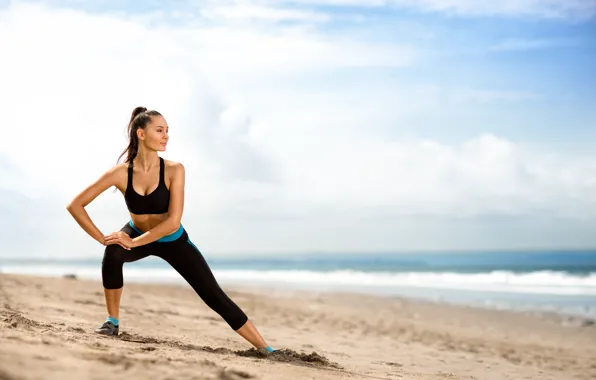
[1,273,596,379]
[2,267,595,320]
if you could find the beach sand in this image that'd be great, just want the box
[0,273,594,380]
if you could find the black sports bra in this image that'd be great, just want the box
[124,157,170,215]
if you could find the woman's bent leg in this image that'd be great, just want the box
[98,231,152,335]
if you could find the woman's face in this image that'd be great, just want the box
[138,115,169,152]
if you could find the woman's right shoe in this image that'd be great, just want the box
[95,321,119,336]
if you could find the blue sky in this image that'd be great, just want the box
[0,0,595,258]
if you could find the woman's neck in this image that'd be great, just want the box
[134,147,159,172]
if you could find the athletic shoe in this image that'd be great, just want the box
[95,321,119,336]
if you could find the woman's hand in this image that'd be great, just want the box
[103,231,136,250]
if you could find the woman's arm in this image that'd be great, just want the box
[130,162,185,247]
[66,165,124,245]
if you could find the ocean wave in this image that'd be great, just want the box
[2,265,595,296]
[213,269,596,295]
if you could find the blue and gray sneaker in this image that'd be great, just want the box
[95,321,119,336]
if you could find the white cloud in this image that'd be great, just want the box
[0,2,595,258]
[263,133,596,218]
[0,2,414,191]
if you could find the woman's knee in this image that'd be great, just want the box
[201,290,248,330]
[101,245,126,289]
[102,244,128,263]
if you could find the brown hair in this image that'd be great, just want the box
[117,106,162,163]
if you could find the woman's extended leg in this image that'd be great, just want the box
[157,233,273,350]
[234,320,270,349]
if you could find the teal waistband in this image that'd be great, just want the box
[128,220,184,243]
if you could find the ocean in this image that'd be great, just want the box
[2,251,595,319]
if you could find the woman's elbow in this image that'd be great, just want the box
[167,216,182,232]
[66,201,82,214]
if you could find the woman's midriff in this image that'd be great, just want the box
[129,213,169,233]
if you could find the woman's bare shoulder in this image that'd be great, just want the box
[163,158,185,172]
[108,162,129,176]
[102,162,129,188]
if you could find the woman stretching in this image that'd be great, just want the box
[66,106,275,353]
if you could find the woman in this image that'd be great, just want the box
[66,106,275,353]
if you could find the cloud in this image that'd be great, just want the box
[0,2,595,258]
[0,1,416,191]
[266,133,596,218]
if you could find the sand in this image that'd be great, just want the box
[0,273,594,380]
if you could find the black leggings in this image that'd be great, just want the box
[101,222,248,331]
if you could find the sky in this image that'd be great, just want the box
[0,0,595,258]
